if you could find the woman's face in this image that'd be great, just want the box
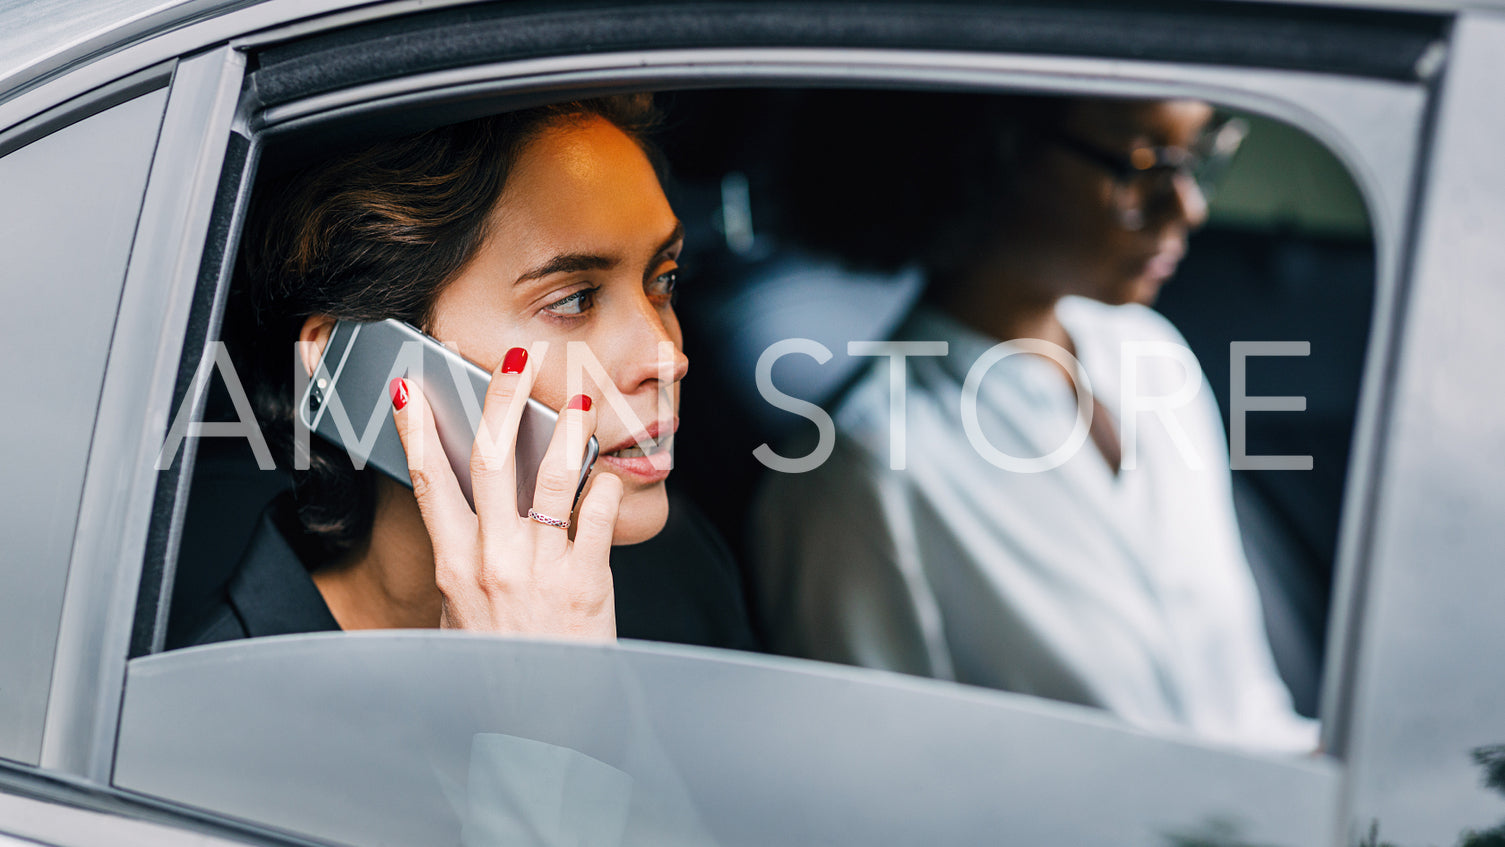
[1007,99,1214,306]
[428,116,687,544]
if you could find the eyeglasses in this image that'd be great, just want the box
[1049,117,1249,231]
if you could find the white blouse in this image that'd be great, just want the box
[750,297,1317,752]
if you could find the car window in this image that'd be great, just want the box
[0,87,167,765]
[117,633,1343,847]
[136,84,1373,836]
[114,11,1431,843]
[157,83,1371,728]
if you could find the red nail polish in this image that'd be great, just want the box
[566,394,592,412]
[390,377,408,411]
[502,347,528,374]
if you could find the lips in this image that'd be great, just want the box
[1144,253,1180,280]
[1142,240,1186,281]
[596,418,677,483]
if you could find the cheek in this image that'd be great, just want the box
[1071,184,1124,242]
[1021,173,1118,258]
[1101,227,1143,263]
[429,292,537,374]
[527,354,572,410]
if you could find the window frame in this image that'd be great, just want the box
[1336,11,1505,846]
[40,45,248,781]
[0,65,171,769]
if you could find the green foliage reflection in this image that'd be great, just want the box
[1360,745,1505,847]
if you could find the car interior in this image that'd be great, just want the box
[161,83,1373,724]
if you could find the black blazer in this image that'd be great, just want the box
[169,492,759,652]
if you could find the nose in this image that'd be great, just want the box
[1169,170,1209,229]
[615,294,689,395]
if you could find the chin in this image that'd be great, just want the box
[1105,273,1166,306]
[609,482,670,545]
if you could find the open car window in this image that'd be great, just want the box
[109,7,1437,845]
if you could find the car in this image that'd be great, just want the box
[3,0,1503,845]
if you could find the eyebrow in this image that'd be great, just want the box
[650,222,689,275]
[651,221,686,266]
[514,221,685,286]
[515,253,616,285]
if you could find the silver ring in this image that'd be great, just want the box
[527,509,570,530]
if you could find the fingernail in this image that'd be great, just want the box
[390,377,408,411]
[502,347,528,374]
[566,394,592,412]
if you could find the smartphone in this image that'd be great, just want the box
[298,319,598,515]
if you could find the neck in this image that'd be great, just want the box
[311,475,443,631]
[927,256,1070,351]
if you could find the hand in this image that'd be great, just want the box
[390,345,623,640]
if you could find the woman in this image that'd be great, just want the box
[751,92,1316,751]
[178,95,755,649]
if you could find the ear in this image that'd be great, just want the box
[298,314,337,378]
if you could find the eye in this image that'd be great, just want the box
[543,286,597,317]
[648,269,679,303]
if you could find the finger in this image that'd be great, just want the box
[469,344,541,526]
[391,378,476,559]
[569,470,623,571]
[525,393,597,561]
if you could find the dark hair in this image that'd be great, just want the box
[231,94,662,562]
[775,90,1066,277]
